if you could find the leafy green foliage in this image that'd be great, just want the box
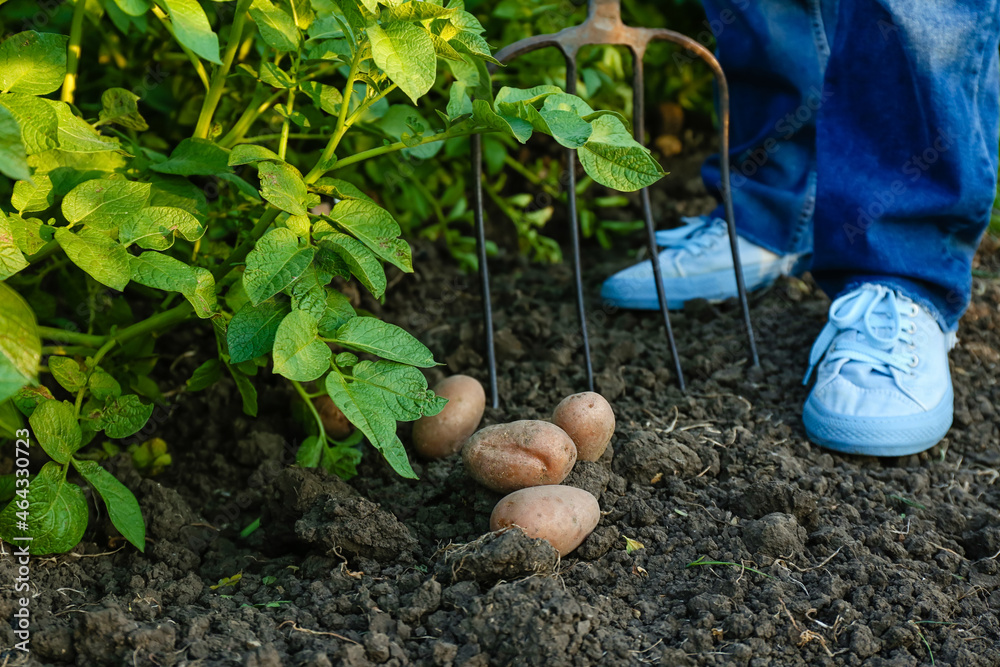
[0,0,666,554]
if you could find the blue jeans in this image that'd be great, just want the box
[700,0,1000,331]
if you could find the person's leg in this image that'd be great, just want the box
[602,0,829,309]
[804,0,1000,456]
[700,0,831,256]
[812,0,1000,331]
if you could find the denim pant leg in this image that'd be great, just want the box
[700,0,831,255]
[812,0,1000,331]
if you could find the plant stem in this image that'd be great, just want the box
[36,326,105,347]
[194,0,254,139]
[219,88,285,149]
[328,125,491,173]
[92,303,194,366]
[239,133,333,143]
[278,86,297,160]
[304,48,362,184]
[152,6,211,90]
[61,0,87,104]
[292,380,326,443]
[41,345,98,356]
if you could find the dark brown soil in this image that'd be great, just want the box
[3,225,1000,666]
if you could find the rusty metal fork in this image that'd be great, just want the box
[473,0,759,408]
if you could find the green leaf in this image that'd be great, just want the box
[329,317,435,367]
[296,434,322,467]
[449,9,484,34]
[325,361,446,478]
[129,252,218,318]
[46,100,121,153]
[310,177,373,203]
[0,213,28,280]
[14,150,127,213]
[448,31,499,65]
[290,266,328,319]
[259,61,294,88]
[0,104,30,181]
[379,105,441,160]
[299,81,343,116]
[223,360,258,416]
[227,298,290,363]
[272,309,331,381]
[228,143,281,166]
[13,385,53,418]
[113,0,153,16]
[327,199,411,272]
[578,115,664,192]
[315,229,386,298]
[0,399,24,439]
[55,227,131,291]
[382,2,455,21]
[120,206,206,250]
[472,99,532,143]
[162,0,222,64]
[61,179,152,232]
[317,290,355,337]
[0,31,68,95]
[0,462,88,555]
[0,285,39,405]
[368,21,436,104]
[6,215,48,256]
[150,138,231,176]
[243,227,315,305]
[150,176,209,219]
[446,81,472,119]
[88,370,121,401]
[72,460,145,552]
[536,107,592,149]
[48,357,87,393]
[257,161,309,215]
[495,85,563,108]
[250,0,301,52]
[186,358,222,391]
[29,399,82,463]
[0,93,59,155]
[102,395,154,438]
[99,88,148,131]
[541,92,594,116]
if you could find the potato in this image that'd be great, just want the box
[490,485,601,556]
[313,396,354,440]
[463,420,577,493]
[551,392,615,462]
[413,375,486,459]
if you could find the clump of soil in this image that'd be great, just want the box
[3,228,1000,666]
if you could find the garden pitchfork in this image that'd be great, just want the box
[472,0,759,407]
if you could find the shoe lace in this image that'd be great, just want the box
[654,217,726,257]
[803,285,918,385]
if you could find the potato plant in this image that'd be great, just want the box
[0,0,664,554]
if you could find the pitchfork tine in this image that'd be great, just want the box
[472,133,500,408]
[632,50,686,391]
[564,57,596,392]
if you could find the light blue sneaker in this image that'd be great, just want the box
[600,216,808,310]
[803,284,956,457]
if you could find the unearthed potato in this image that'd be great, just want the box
[463,420,577,493]
[552,392,615,461]
[490,485,601,556]
[313,396,354,440]
[413,375,486,459]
